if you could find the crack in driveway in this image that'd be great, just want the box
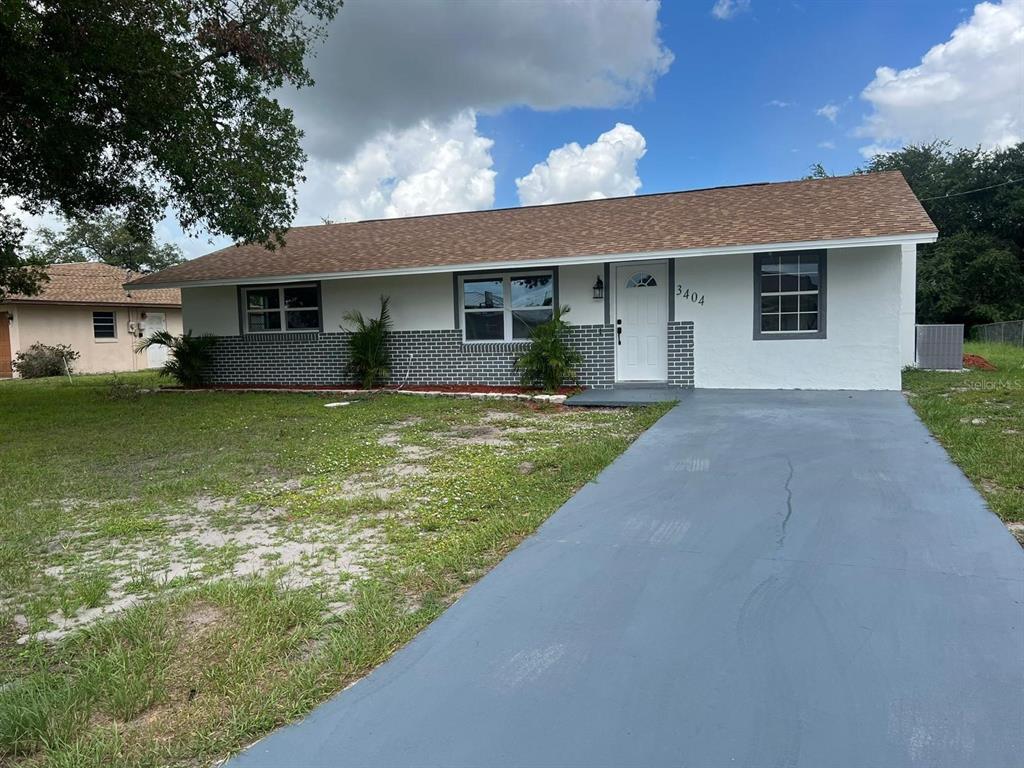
[777,456,795,547]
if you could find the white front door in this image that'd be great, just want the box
[615,262,668,382]
[143,313,168,368]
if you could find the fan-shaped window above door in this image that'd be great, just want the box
[625,272,658,288]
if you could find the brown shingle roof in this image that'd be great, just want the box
[129,171,936,288]
[7,263,181,306]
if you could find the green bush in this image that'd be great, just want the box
[135,330,217,387]
[12,343,79,378]
[514,305,582,392]
[343,295,392,388]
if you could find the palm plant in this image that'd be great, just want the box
[514,305,582,392]
[342,295,393,388]
[135,330,217,388]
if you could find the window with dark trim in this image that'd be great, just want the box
[754,251,826,339]
[92,311,117,339]
[460,272,554,341]
[242,284,321,333]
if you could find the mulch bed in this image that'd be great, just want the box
[963,354,997,371]
[159,383,582,397]
[385,384,580,395]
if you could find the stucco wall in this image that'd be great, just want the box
[558,263,606,325]
[898,242,917,367]
[321,273,454,332]
[182,268,610,337]
[181,285,240,336]
[673,244,903,390]
[183,275,456,336]
[4,303,183,374]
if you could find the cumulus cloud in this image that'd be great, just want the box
[711,0,751,20]
[816,103,840,123]
[858,0,1024,152]
[515,123,647,207]
[288,1,673,161]
[298,111,495,223]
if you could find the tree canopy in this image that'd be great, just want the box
[24,214,186,273]
[861,141,1024,327]
[0,0,343,298]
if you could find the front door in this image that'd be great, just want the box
[0,312,11,378]
[615,263,668,382]
[143,312,168,368]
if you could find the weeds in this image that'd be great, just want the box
[0,371,668,766]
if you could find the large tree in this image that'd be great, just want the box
[25,214,186,273]
[0,0,343,299]
[860,141,1024,327]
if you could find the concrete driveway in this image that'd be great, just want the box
[231,391,1024,768]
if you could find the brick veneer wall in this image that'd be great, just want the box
[204,324,617,388]
[667,320,695,387]
[206,331,348,386]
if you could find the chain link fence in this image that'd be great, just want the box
[973,320,1024,347]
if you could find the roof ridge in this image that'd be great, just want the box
[286,171,901,230]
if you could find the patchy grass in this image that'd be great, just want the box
[903,342,1024,534]
[0,371,669,766]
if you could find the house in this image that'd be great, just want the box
[0,262,183,377]
[125,172,937,391]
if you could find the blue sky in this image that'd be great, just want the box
[482,0,979,209]
[58,0,1017,256]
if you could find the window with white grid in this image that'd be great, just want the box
[754,251,826,339]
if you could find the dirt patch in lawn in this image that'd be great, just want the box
[13,501,382,644]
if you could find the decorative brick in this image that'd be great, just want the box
[667,321,695,387]
[204,324,617,389]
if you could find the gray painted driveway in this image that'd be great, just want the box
[231,391,1024,768]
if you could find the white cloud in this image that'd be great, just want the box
[516,123,647,207]
[858,143,900,160]
[1,198,59,236]
[766,99,792,108]
[858,0,1024,151]
[289,1,673,161]
[816,103,840,123]
[15,2,673,258]
[298,111,495,223]
[711,0,751,20]
[817,140,836,150]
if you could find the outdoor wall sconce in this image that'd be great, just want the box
[592,276,604,300]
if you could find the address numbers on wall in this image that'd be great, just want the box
[675,285,705,306]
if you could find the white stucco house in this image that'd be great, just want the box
[126,172,937,391]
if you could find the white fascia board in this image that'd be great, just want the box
[128,232,938,290]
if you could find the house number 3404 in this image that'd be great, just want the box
[676,285,705,306]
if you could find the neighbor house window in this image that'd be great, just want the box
[461,272,554,341]
[754,251,826,339]
[242,284,321,333]
[92,311,116,339]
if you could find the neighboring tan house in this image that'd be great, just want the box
[1,262,182,378]
[126,172,937,391]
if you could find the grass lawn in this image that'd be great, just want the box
[903,342,1024,537]
[0,372,670,766]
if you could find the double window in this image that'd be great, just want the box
[92,311,116,339]
[754,251,826,339]
[461,272,554,341]
[243,284,320,333]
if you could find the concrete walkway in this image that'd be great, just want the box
[230,391,1024,768]
[564,386,684,407]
